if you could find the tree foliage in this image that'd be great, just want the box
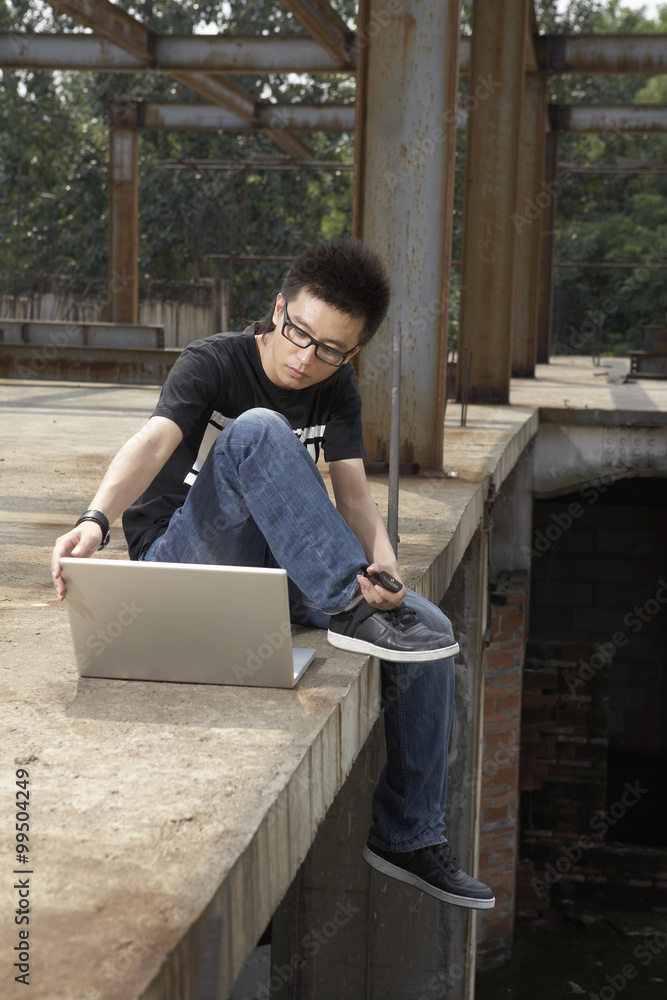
[1,0,667,347]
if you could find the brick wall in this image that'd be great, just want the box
[519,479,667,920]
[476,571,527,970]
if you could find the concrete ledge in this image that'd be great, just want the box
[0,381,539,999]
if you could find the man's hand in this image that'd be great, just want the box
[357,562,406,611]
[51,522,104,601]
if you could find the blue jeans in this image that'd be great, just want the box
[143,408,455,851]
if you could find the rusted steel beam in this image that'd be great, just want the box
[47,0,153,60]
[537,34,667,75]
[0,32,355,73]
[536,130,558,364]
[0,344,180,384]
[550,104,667,133]
[0,319,164,349]
[43,1,309,158]
[512,74,548,378]
[109,126,139,324]
[278,0,354,64]
[109,101,355,133]
[353,0,461,473]
[6,31,667,76]
[458,0,528,404]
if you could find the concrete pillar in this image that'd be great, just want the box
[536,131,558,364]
[272,529,489,1000]
[353,0,461,472]
[458,0,528,403]
[512,75,548,378]
[109,125,139,323]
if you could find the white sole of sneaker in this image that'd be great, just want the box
[362,846,496,910]
[326,631,459,662]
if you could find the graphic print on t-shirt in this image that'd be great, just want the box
[184,412,327,486]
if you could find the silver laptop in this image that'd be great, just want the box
[60,557,316,688]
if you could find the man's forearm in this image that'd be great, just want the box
[337,493,397,569]
[87,416,182,524]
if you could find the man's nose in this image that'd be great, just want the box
[296,342,317,363]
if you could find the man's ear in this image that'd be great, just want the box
[343,345,362,364]
[272,293,284,326]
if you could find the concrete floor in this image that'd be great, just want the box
[1,356,665,999]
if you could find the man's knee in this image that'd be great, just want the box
[215,408,293,454]
[235,407,291,433]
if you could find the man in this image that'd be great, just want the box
[51,237,494,909]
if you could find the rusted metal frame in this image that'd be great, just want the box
[109,101,355,133]
[0,344,180,384]
[512,73,548,378]
[550,104,667,133]
[10,30,667,76]
[46,0,154,60]
[160,159,354,171]
[536,130,558,364]
[0,32,355,73]
[108,125,138,324]
[278,0,354,64]
[554,261,667,269]
[458,0,529,405]
[536,34,667,75]
[43,0,309,159]
[353,0,461,475]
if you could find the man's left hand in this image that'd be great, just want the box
[357,562,406,611]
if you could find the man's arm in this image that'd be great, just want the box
[50,415,183,599]
[329,457,406,610]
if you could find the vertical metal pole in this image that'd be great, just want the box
[536,129,559,364]
[458,0,528,403]
[387,324,401,556]
[108,124,138,323]
[512,73,548,378]
[353,0,461,473]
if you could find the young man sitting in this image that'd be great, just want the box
[51,237,494,910]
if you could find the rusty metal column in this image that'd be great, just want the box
[353,0,461,472]
[108,105,139,323]
[536,129,558,363]
[458,0,528,403]
[512,73,548,377]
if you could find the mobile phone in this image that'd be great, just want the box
[367,571,402,593]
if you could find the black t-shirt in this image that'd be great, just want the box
[122,324,366,559]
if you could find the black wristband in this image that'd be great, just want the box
[75,510,110,549]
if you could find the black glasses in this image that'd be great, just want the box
[280,304,357,368]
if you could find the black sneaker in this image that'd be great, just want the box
[362,841,495,909]
[327,600,459,662]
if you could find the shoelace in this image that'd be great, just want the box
[378,605,421,632]
[429,842,461,873]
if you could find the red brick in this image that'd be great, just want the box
[495,693,521,712]
[486,651,516,670]
[483,804,510,824]
[498,613,524,632]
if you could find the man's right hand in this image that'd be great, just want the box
[51,522,104,601]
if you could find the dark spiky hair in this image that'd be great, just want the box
[257,237,390,345]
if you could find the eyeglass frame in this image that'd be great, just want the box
[280,302,359,368]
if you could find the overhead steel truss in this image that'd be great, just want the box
[4,31,667,75]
